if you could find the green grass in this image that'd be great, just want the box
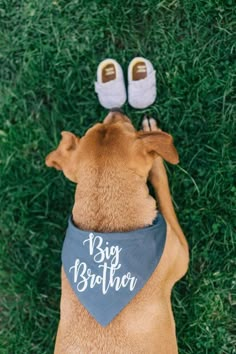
[0,0,235,353]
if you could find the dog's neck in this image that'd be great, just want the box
[72,169,157,233]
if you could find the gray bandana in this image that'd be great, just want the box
[62,213,166,326]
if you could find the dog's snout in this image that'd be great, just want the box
[104,109,131,124]
[109,107,124,114]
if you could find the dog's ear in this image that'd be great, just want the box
[138,131,179,164]
[45,131,80,182]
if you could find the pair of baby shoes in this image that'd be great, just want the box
[95,57,156,109]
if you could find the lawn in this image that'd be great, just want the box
[0,0,235,353]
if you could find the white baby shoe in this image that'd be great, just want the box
[95,59,127,109]
[128,57,156,109]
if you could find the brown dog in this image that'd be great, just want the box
[46,111,189,353]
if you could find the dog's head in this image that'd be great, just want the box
[45,111,178,183]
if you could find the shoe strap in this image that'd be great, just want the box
[129,70,156,94]
[95,79,125,96]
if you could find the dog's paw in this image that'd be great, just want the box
[142,116,161,132]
